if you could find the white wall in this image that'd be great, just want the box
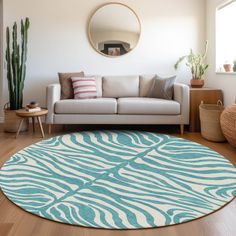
[0,0,206,120]
[206,0,236,105]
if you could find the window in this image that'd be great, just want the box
[216,0,236,72]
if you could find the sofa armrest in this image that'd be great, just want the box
[46,83,61,124]
[174,83,190,124]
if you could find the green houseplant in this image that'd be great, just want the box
[4,18,30,132]
[174,41,209,88]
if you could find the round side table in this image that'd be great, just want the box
[15,109,48,138]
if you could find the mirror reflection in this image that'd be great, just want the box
[88,3,141,57]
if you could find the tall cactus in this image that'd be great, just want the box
[5,18,30,110]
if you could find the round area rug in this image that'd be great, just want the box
[0,131,236,229]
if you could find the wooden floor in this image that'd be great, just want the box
[0,124,236,236]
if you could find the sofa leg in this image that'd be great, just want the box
[48,124,52,135]
[180,124,184,135]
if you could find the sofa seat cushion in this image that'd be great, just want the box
[55,98,117,114]
[118,97,180,115]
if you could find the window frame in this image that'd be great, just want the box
[215,0,236,74]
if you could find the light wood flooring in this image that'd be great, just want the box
[0,124,236,236]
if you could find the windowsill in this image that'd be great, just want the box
[216,72,236,75]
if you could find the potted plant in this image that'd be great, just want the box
[233,60,236,72]
[3,18,30,132]
[174,41,209,88]
[223,61,232,72]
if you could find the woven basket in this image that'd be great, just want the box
[220,104,236,148]
[199,100,226,142]
[3,104,28,133]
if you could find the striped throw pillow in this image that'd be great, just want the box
[71,77,97,99]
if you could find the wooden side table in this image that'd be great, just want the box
[190,88,223,132]
[15,109,48,138]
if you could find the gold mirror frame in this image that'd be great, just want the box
[88,2,141,58]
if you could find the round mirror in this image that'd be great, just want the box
[88,3,141,57]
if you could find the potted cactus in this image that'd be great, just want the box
[174,41,209,88]
[4,18,30,132]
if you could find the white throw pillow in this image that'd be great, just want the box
[71,77,97,99]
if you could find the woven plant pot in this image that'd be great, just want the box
[220,104,236,148]
[4,108,28,133]
[199,101,226,142]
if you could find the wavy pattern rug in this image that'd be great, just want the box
[0,131,236,229]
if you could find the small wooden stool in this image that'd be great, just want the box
[15,109,48,138]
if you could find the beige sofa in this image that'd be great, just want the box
[46,75,189,134]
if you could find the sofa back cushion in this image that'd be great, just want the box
[94,76,102,97]
[102,76,139,98]
[139,75,156,97]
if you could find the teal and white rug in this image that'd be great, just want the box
[0,131,236,229]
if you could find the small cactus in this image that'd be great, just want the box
[5,18,30,110]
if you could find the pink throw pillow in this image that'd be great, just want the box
[72,77,97,99]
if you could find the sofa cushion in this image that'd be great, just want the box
[58,71,84,99]
[139,75,156,97]
[118,97,180,115]
[86,75,102,97]
[148,75,176,100]
[55,98,117,114]
[103,76,139,98]
[95,76,102,97]
[72,77,97,99]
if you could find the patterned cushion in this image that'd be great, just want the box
[72,77,97,99]
[58,71,84,99]
[148,75,176,100]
